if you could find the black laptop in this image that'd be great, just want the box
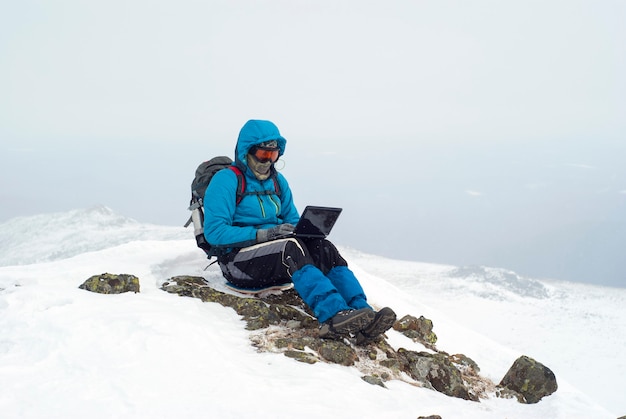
[292,206,343,238]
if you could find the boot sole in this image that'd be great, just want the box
[319,309,375,338]
[356,307,397,345]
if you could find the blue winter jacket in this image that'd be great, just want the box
[203,120,300,249]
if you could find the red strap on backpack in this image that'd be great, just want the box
[228,166,246,205]
[228,166,281,205]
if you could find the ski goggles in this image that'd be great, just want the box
[250,146,280,163]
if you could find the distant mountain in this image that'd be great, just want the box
[445,265,551,300]
[0,205,188,266]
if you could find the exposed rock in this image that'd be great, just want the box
[160,275,555,405]
[494,386,525,403]
[283,350,318,364]
[498,355,558,403]
[417,416,442,419]
[450,353,480,373]
[450,353,492,401]
[274,336,317,351]
[362,375,386,388]
[161,275,317,330]
[398,349,476,401]
[393,314,437,348]
[315,339,358,366]
[79,273,140,294]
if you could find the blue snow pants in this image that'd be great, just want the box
[218,237,371,323]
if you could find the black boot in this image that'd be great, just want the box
[355,307,397,345]
[319,308,376,339]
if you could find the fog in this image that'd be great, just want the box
[1,0,624,286]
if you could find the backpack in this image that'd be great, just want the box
[184,156,281,258]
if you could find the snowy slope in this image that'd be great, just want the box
[342,249,626,415]
[0,205,188,266]
[0,209,622,418]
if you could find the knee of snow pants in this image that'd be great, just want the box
[299,238,348,274]
[291,264,351,324]
[218,238,312,288]
[326,266,372,310]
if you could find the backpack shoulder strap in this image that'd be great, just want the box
[227,166,246,205]
[227,166,281,204]
[271,173,281,197]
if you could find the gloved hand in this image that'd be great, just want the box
[256,223,295,243]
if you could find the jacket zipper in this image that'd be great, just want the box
[255,186,280,220]
[257,195,266,218]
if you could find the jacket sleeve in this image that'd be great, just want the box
[276,173,301,225]
[203,169,258,248]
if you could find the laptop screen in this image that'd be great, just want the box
[293,206,342,238]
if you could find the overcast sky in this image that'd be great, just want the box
[1,0,625,287]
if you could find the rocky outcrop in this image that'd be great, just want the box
[161,275,556,406]
[393,314,438,349]
[398,349,477,400]
[79,272,556,409]
[79,273,140,294]
[498,355,558,403]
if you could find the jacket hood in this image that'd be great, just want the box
[235,120,287,169]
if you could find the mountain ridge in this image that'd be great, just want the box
[0,205,188,266]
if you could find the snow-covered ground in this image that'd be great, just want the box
[0,207,623,418]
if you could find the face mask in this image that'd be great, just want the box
[246,154,272,180]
